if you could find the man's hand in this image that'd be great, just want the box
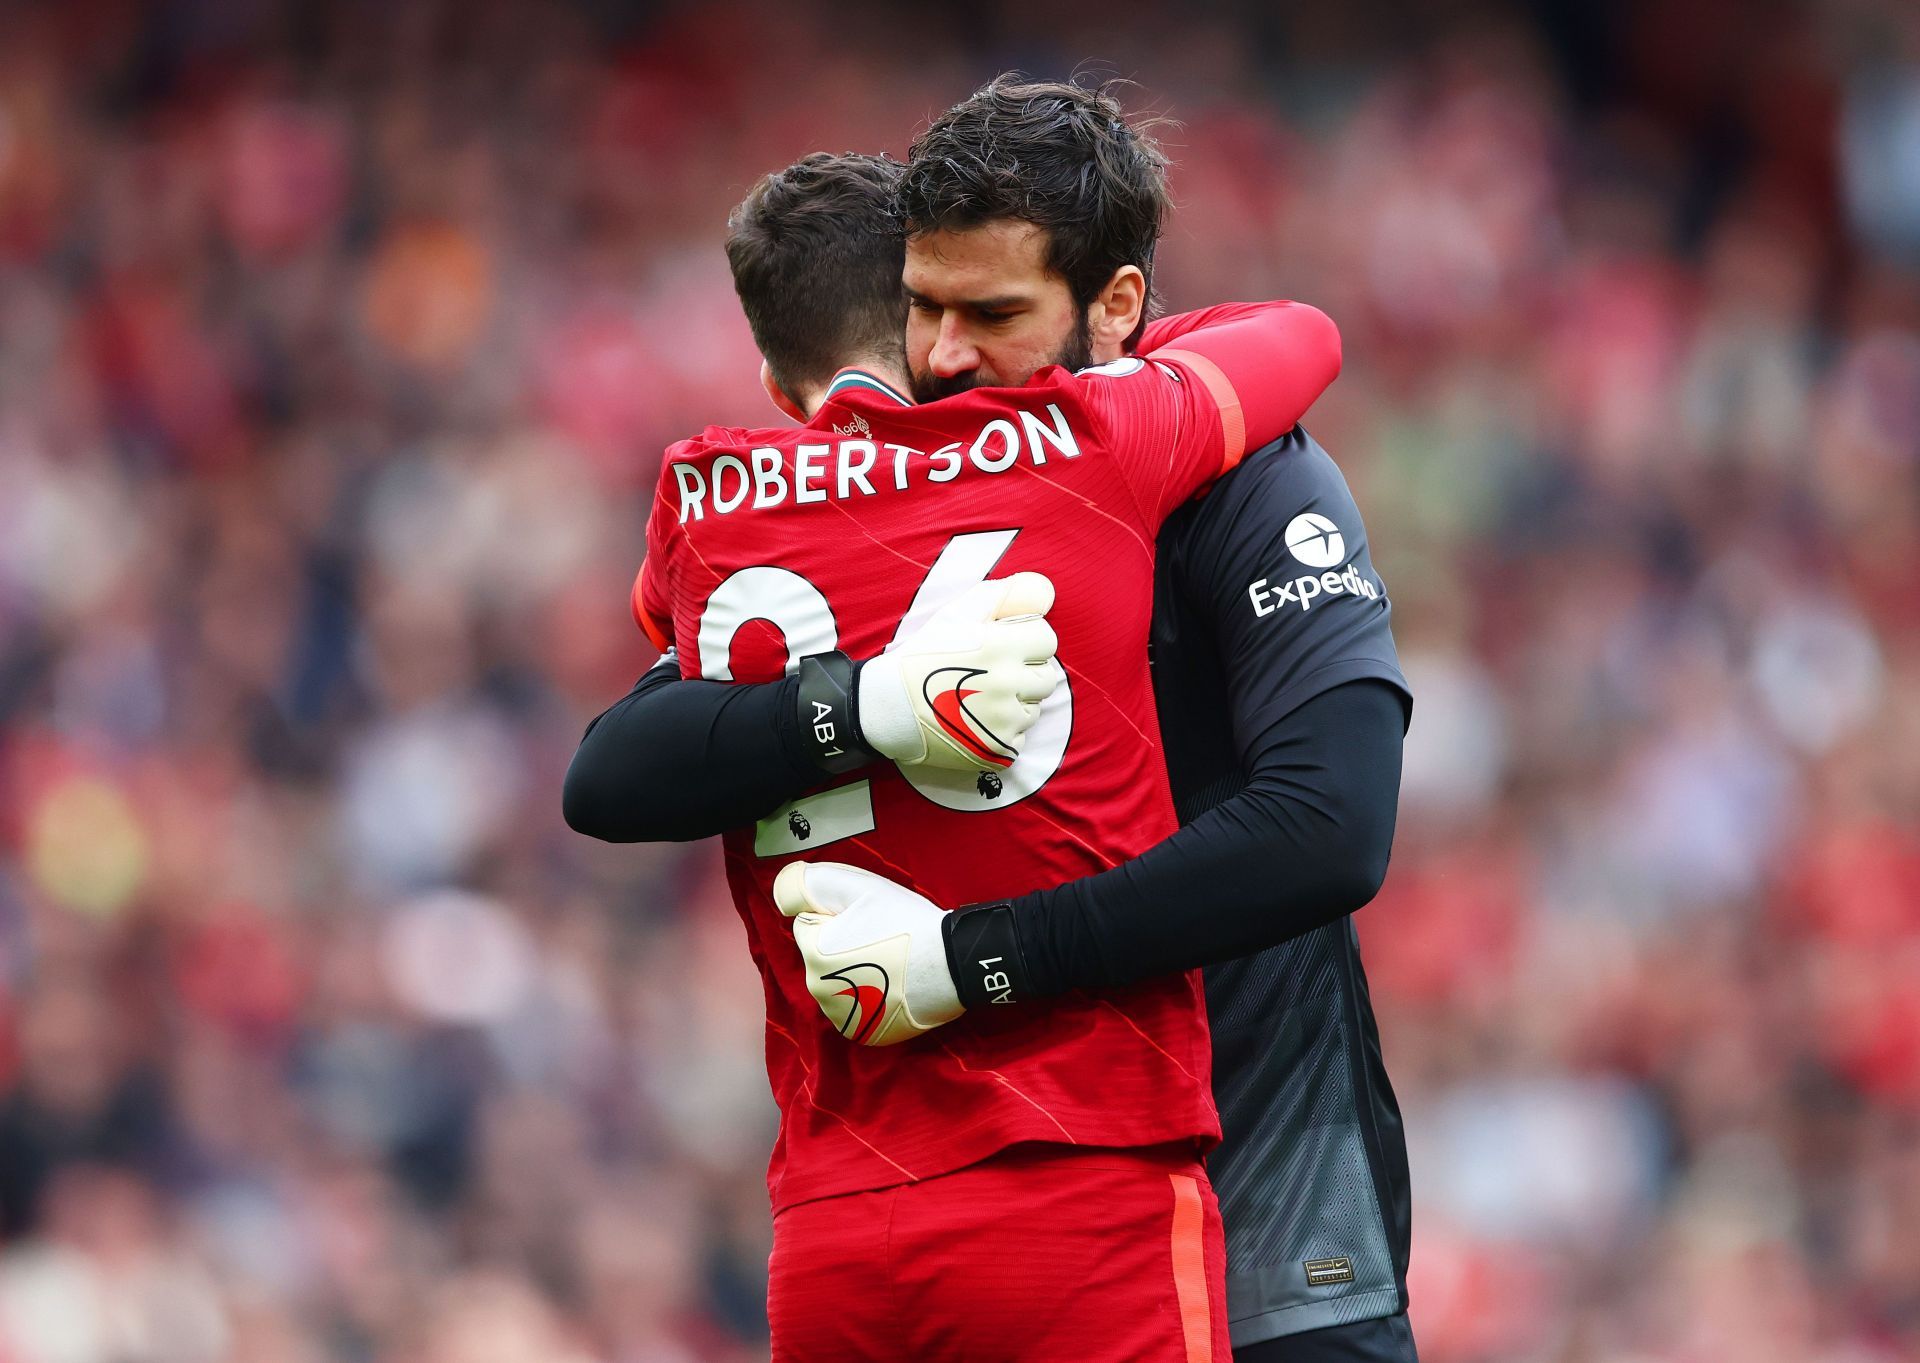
[858,573,1059,771]
[774,861,962,1047]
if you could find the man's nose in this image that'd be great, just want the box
[927,316,980,378]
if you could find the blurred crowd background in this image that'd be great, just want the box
[0,0,1917,1359]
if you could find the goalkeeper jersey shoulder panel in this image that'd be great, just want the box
[1159,426,1410,744]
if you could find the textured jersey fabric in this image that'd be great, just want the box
[1000,663,1405,997]
[1149,429,1415,1347]
[562,650,816,842]
[575,420,1413,1345]
[640,335,1308,1211]
[768,1144,1228,1363]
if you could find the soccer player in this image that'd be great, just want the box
[796,81,1418,1363]
[568,80,1415,1363]
[615,146,1338,1359]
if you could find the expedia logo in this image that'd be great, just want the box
[1284,512,1345,568]
[1250,515,1381,617]
[923,667,1017,768]
[1249,562,1381,616]
[821,962,889,1045]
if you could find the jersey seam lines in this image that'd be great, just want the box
[935,1042,1077,1142]
[1081,375,1158,539]
[1095,998,1203,1084]
[764,1018,921,1183]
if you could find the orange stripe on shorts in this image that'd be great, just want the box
[1168,1173,1212,1363]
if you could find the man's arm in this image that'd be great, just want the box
[963,429,1408,1000]
[1136,301,1276,352]
[782,430,1411,1038]
[1073,299,1341,532]
[964,429,1407,996]
[1139,300,1341,460]
[564,575,1060,843]
[562,655,819,843]
[780,677,1401,1046]
[961,680,1403,999]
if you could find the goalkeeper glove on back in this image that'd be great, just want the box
[796,573,1059,775]
[773,861,1034,1047]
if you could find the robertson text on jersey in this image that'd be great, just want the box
[670,404,1081,524]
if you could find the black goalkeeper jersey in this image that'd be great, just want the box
[1149,429,1413,1348]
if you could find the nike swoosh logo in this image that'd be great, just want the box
[931,686,1014,768]
[836,983,887,1044]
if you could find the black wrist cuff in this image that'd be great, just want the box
[796,651,873,775]
[943,902,1031,1009]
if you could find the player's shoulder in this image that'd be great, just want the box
[662,423,795,462]
[1066,356,1157,382]
[1165,427,1362,562]
[1016,356,1186,438]
[1033,355,1184,394]
[1208,427,1355,512]
[659,429,728,468]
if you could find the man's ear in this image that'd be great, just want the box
[1086,265,1148,361]
[761,360,807,422]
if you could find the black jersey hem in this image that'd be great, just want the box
[1228,1286,1405,1349]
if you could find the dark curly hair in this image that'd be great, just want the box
[899,76,1171,348]
[725,152,907,394]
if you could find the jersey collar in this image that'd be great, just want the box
[821,368,913,409]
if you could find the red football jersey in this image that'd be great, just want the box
[640,355,1245,1210]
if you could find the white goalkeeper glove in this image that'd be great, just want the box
[857,572,1060,771]
[774,861,962,1047]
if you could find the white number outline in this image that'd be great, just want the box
[694,531,1073,824]
[886,530,1072,812]
[697,566,837,680]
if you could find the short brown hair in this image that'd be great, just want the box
[899,76,1171,348]
[725,153,907,395]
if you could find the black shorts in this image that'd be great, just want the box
[1234,1313,1419,1363]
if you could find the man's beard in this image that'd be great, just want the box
[910,313,1093,403]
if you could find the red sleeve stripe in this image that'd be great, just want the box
[1153,348,1246,476]
[631,564,672,652]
